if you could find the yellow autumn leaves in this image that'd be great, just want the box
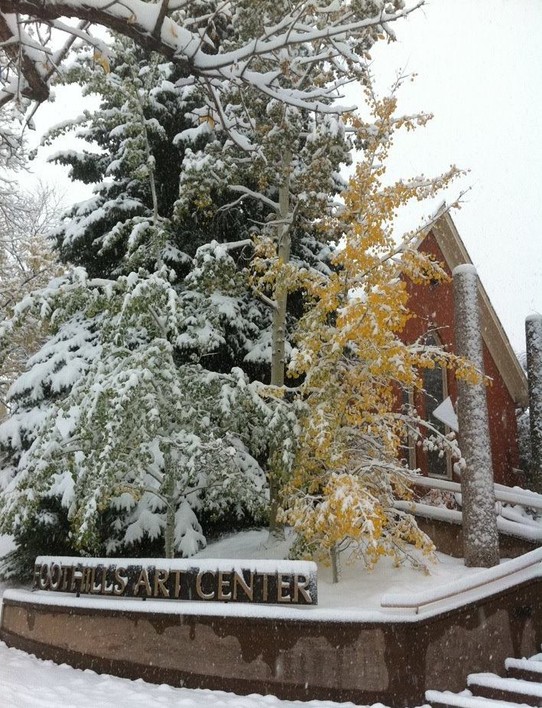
[277,84,476,573]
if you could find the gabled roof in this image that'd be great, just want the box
[416,208,529,408]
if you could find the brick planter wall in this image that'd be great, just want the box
[2,577,542,707]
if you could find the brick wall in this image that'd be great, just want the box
[401,231,521,486]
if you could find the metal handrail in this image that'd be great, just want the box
[405,474,542,512]
[381,546,542,614]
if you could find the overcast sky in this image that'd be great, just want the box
[22,0,542,354]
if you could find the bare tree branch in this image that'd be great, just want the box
[0,12,49,103]
[0,0,424,112]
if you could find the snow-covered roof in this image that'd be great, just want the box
[417,209,529,407]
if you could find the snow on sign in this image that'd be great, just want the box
[33,556,318,606]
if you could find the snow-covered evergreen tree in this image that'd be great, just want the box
[46,37,261,277]
[45,37,276,377]
[0,265,298,572]
[0,39,296,575]
[175,2,357,528]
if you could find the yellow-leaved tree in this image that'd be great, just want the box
[281,81,480,581]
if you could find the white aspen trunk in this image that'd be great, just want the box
[268,149,292,534]
[453,264,499,568]
[526,314,542,492]
[133,87,160,226]
[270,149,292,389]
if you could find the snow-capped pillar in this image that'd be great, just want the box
[453,264,499,567]
[526,314,542,492]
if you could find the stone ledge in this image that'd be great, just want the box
[3,577,542,707]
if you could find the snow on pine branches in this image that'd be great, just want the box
[0,265,297,562]
[0,0,423,129]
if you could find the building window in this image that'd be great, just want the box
[422,332,451,478]
[406,331,453,479]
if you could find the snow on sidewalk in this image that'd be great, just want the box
[0,641,374,708]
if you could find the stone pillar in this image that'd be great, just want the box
[453,264,499,567]
[526,314,542,492]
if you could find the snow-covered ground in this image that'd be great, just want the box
[0,529,495,707]
[193,528,478,614]
[0,642,374,708]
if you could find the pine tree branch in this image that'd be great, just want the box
[229,185,280,211]
[252,288,278,312]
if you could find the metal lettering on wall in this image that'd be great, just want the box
[33,558,318,606]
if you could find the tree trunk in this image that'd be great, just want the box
[270,149,292,389]
[330,545,340,584]
[163,470,175,559]
[453,264,499,568]
[268,149,292,535]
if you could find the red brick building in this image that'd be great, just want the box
[402,210,528,487]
